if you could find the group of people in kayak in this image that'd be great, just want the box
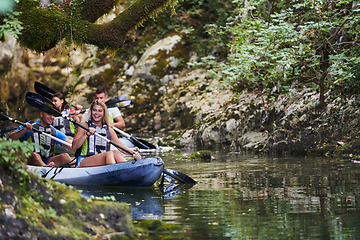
[7,89,141,167]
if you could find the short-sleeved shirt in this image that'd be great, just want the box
[107,107,122,123]
[16,120,68,145]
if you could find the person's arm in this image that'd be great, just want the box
[71,115,81,123]
[55,130,75,152]
[108,107,125,129]
[111,115,125,129]
[7,124,32,141]
[109,128,141,159]
[72,104,83,123]
[64,139,74,151]
[80,109,90,123]
[72,123,95,150]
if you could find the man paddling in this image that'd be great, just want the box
[92,88,125,129]
[7,111,74,167]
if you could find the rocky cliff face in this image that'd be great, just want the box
[162,80,359,156]
[0,35,31,117]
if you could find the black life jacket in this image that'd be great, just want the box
[75,120,111,157]
[30,123,56,162]
[53,109,77,137]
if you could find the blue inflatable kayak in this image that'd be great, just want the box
[28,157,164,187]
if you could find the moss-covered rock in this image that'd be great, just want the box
[186,150,211,161]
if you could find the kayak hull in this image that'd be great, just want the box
[28,157,164,187]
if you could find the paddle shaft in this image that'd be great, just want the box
[65,116,134,156]
[112,126,150,149]
[0,112,72,147]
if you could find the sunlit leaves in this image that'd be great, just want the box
[220,0,360,98]
[0,10,23,40]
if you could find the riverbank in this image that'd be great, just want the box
[123,69,359,158]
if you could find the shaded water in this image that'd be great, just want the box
[79,150,360,239]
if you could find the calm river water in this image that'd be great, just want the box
[79,149,360,239]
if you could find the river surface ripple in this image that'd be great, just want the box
[80,150,360,240]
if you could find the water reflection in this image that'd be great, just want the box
[75,151,360,239]
[76,182,196,220]
[161,183,196,199]
[77,186,165,220]
[160,152,360,239]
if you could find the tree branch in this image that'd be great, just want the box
[328,8,357,44]
[15,0,175,52]
[81,0,117,23]
[85,0,173,49]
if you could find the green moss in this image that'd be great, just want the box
[87,66,122,90]
[290,149,309,155]
[136,220,182,239]
[186,150,211,160]
[158,130,185,148]
[15,0,89,52]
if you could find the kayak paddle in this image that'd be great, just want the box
[105,96,131,108]
[35,81,131,108]
[0,126,17,137]
[113,126,158,150]
[0,108,72,147]
[35,81,77,109]
[163,168,197,185]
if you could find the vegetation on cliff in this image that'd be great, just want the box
[219,0,360,109]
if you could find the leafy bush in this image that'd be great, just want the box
[221,0,360,107]
[0,137,37,176]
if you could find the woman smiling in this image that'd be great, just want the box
[72,100,141,167]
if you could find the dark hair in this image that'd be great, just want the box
[95,88,106,95]
[53,93,69,112]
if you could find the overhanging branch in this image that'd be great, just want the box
[85,0,173,49]
[81,0,117,23]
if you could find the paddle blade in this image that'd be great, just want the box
[0,126,17,137]
[129,137,157,150]
[163,169,197,185]
[0,109,10,121]
[114,100,131,108]
[34,81,55,99]
[105,96,131,108]
[162,182,195,199]
[26,92,62,117]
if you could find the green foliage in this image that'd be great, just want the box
[0,137,37,166]
[0,7,23,40]
[220,0,360,103]
[0,137,39,190]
